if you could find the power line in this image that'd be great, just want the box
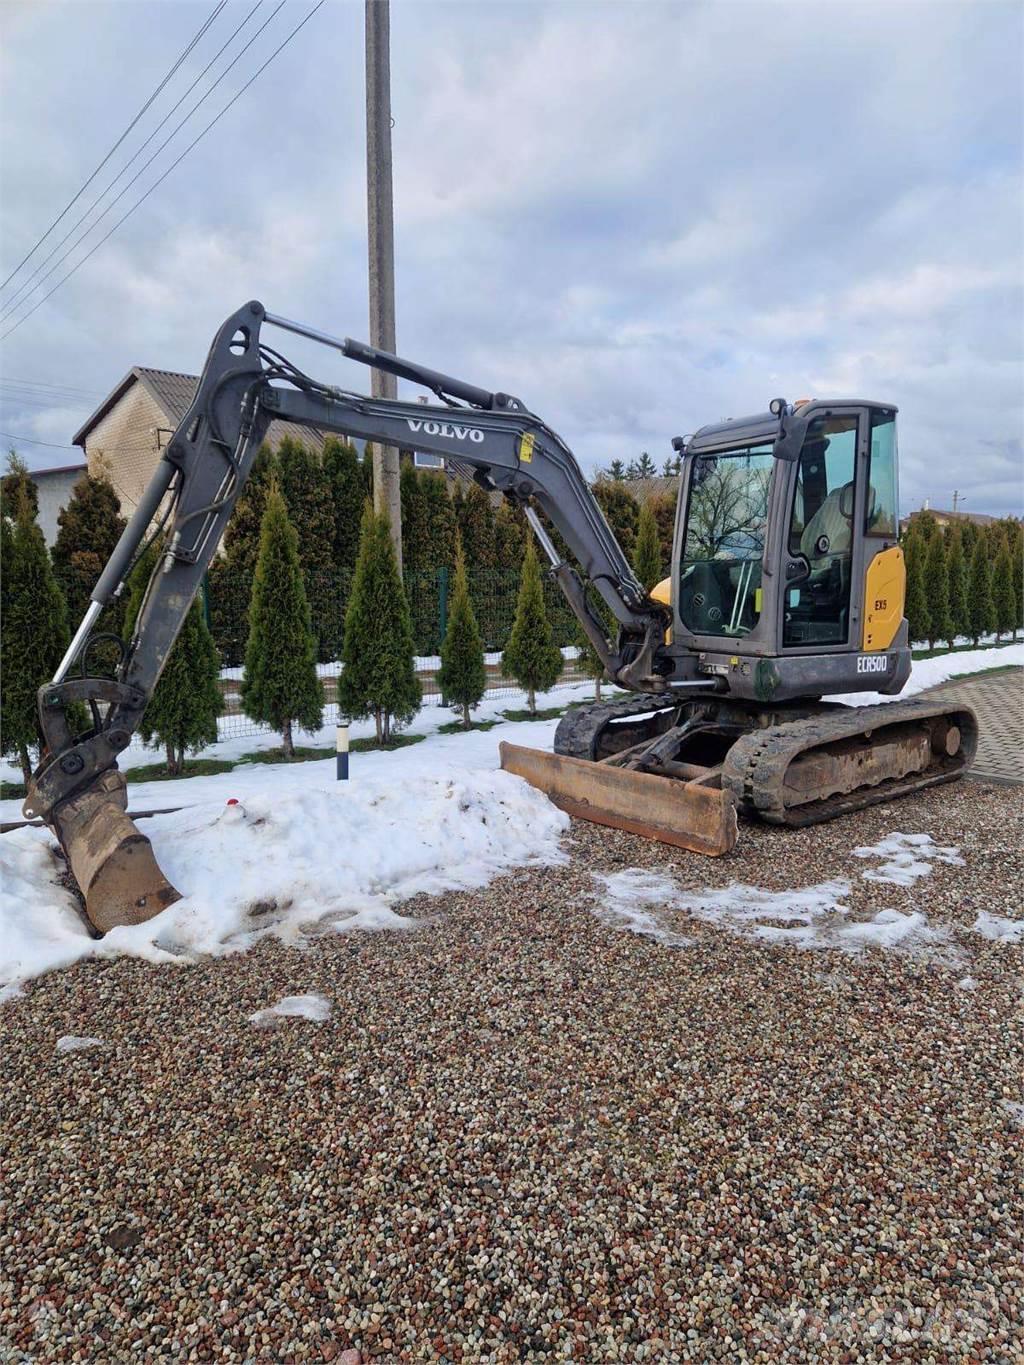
[0,1,227,298]
[0,2,326,345]
[0,377,102,399]
[0,431,80,450]
[1,0,269,322]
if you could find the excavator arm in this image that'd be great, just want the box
[24,301,670,928]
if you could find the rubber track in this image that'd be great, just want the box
[720,698,978,826]
[554,694,680,761]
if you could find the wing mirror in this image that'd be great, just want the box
[839,482,855,519]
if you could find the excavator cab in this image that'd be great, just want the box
[661,401,910,702]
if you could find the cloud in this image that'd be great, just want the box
[0,0,1020,517]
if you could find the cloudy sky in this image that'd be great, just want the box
[1,0,1021,514]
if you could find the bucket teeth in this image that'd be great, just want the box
[48,769,180,934]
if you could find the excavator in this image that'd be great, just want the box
[23,302,977,932]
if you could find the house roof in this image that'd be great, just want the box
[72,366,327,453]
[29,461,88,479]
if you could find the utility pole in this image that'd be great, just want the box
[952,489,965,517]
[365,0,402,574]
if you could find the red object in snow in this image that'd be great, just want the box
[226,799,239,806]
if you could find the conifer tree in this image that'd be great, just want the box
[436,535,486,729]
[574,586,615,702]
[207,444,278,664]
[1,452,38,519]
[502,540,563,714]
[967,534,996,645]
[902,533,930,647]
[338,505,421,743]
[593,478,639,561]
[322,437,365,578]
[944,526,970,646]
[959,519,979,558]
[634,501,663,591]
[1006,520,1024,636]
[50,462,127,644]
[923,530,951,651]
[992,536,1016,641]
[241,484,324,756]
[277,436,338,661]
[634,451,657,480]
[607,459,626,480]
[650,492,675,569]
[124,543,223,774]
[421,471,457,567]
[1,484,73,783]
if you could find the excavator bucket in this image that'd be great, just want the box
[49,769,180,935]
[500,742,738,857]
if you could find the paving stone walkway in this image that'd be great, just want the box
[924,665,1023,785]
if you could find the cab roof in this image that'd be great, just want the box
[684,399,897,455]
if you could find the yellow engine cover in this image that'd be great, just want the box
[650,576,673,644]
[862,546,906,651]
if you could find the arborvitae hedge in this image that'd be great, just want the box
[502,540,563,714]
[967,535,996,645]
[124,542,223,774]
[277,436,338,662]
[338,504,421,743]
[992,536,1016,640]
[903,534,930,646]
[945,528,970,645]
[436,535,486,728]
[1,483,73,783]
[241,483,324,755]
[634,501,663,592]
[923,531,951,651]
[593,479,639,561]
[50,464,127,655]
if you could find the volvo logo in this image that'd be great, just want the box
[405,418,484,443]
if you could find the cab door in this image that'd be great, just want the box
[780,410,865,650]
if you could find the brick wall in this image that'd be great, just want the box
[82,384,167,514]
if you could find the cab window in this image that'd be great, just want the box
[866,411,898,536]
[784,415,858,647]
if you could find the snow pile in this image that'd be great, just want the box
[852,832,963,886]
[0,768,569,993]
[249,994,332,1027]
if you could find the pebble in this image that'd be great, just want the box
[1,780,1021,1360]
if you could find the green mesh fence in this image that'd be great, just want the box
[208,564,589,738]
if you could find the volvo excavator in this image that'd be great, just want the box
[24,302,977,932]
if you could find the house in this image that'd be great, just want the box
[28,460,88,546]
[71,367,330,514]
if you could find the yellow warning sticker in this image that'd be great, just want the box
[754,587,763,613]
[519,432,535,463]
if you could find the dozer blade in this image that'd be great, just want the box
[500,741,738,857]
[49,769,180,934]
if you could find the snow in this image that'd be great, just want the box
[1002,1101,1024,1128]
[592,870,694,947]
[55,1035,105,1053]
[249,994,332,1027]
[0,733,569,992]
[852,832,963,886]
[593,864,958,959]
[972,911,1024,944]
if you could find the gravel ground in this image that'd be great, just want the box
[2,779,1022,1364]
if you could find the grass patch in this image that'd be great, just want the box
[1,781,26,800]
[237,745,335,765]
[123,758,237,782]
[501,705,568,723]
[946,663,1022,683]
[350,733,426,754]
[436,719,501,735]
[912,637,1020,660]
